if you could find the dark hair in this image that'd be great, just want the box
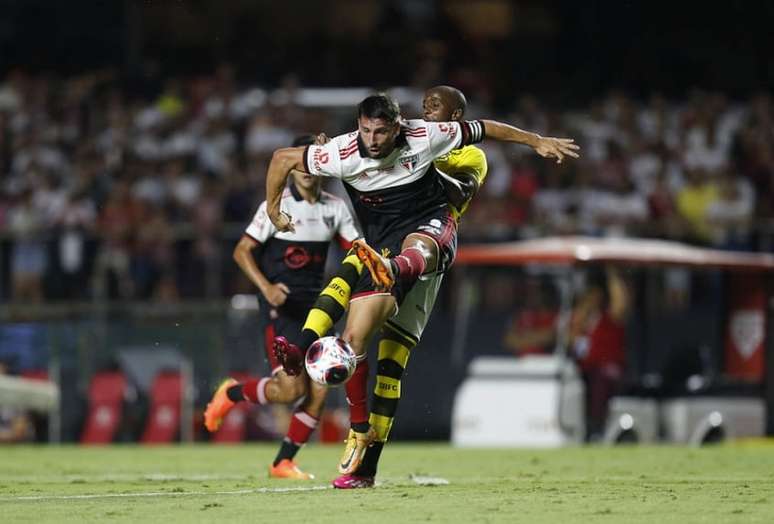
[292,134,316,147]
[358,93,400,122]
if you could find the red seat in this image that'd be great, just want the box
[141,371,182,444]
[81,371,127,445]
[21,370,50,381]
[212,372,251,444]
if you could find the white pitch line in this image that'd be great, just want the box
[1,473,249,483]
[0,485,331,502]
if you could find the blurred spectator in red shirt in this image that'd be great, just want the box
[570,267,629,440]
[503,276,559,357]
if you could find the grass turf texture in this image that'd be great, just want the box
[1,444,773,523]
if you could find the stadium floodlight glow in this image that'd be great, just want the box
[708,411,723,428]
[689,411,726,446]
[619,413,634,431]
[575,245,592,261]
[602,413,639,445]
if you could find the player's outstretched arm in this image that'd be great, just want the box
[266,146,306,232]
[481,120,580,164]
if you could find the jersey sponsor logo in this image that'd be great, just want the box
[328,281,347,297]
[312,147,329,171]
[398,153,419,171]
[378,382,398,392]
[359,194,384,205]
[438,123,457,138]
[283,245,323,269]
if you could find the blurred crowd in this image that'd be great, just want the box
[0,68,772,303]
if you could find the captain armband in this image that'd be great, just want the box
[461,120,486,145]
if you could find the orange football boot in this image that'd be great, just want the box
[203,378,237,432]
[352,239,395,291]
[269,459,315,480]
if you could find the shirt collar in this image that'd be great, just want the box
[289,181,320,203]
[289,182,304,201]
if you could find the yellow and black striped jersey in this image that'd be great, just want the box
[433,144,488,219]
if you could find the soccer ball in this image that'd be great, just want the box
[305,336,357,386]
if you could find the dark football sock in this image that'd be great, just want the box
[226,384,244,402]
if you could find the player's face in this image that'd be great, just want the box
[358,116,400,159]
[422,92,454,122]
[292,169,321,192]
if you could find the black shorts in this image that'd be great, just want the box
[352,207,457,306]
[258,299,308,375]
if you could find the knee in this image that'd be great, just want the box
[402,235,437,267]
[342,330,367,356]
[274,375,307,403]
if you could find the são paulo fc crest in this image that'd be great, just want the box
[398,153,419,171]
[323,215,335,229]
[730,310,764,360]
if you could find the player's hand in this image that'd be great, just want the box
[264,282,290,307]
[535,136,580,164]
[315,133,331,145]
[270,210,296,233]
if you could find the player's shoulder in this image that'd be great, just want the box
[402,118,427,132]
[280,188,293,200]
[399,119,428,141]
[329,131,359,161]
[455,144,488,175]
[457,144,487,161]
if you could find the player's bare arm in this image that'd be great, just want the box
[265,146,306,232]
[481,119,580,164]
[232,236,290,307]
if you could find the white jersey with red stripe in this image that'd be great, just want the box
[245,184,360,315]
[246,187,359,246]
[300,119,484,248]
[302,119,484,191]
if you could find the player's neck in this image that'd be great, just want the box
[294,183,320,204]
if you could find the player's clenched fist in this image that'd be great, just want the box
[270,210,295,232]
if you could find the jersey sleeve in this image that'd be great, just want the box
[427,120,487,158]
[244,201,275,243]
[427,121,464,158]
[452,146,488,187]
[303,140,344,178]
[335,201,361,244]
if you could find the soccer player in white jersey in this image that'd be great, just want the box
[264,93,579,480]
[203,135,360,479]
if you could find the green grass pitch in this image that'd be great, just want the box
[1,443,773,523]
